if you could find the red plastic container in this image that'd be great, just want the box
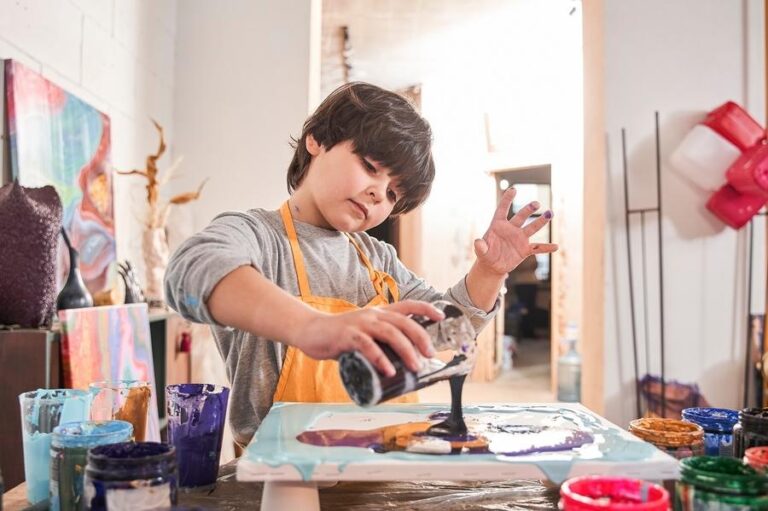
[560,476,669,510]
[706,184,766,229]
[745,446,768,473]
[726,143,768,198]
[703,101,765,152]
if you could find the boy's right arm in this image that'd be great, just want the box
[206,265,444,377]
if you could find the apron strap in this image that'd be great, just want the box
[344,233,377,281]
[345,233,399,304]
[280,201,313,298]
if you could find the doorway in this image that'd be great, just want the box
[493,166,553,396]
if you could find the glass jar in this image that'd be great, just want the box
[83,442,177,511]
[628,418,705,460]
[676,456,768,510]
[50,420,133,511]
[682,407,738,457]
[733,408,768,458]
[744,447,768,474]
[560,476,669,510]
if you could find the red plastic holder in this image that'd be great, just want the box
[703,101,765,152]
[726,142,768,198]
[706,184,766,229]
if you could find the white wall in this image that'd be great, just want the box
[171,0,317,241]
[0,0,178,279]
[603,0,766,425]
[322,0,583,341]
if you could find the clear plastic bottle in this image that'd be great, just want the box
[557,322,581,402]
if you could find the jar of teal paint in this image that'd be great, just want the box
[50,420,133,511]
[682,407,738,457]
[18,389,91,505]
[83,442,177,511]
[733,408,768,458]
[676,456,768,510]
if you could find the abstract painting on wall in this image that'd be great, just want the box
[58,303,160,441]
[5,59,115,294]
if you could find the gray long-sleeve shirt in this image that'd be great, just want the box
[164,208,498,446]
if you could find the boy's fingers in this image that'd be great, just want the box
[510,201,540,228]
[494,187,517,221]
[387,300,445,322]
[522,213,551,237]
[356,335,396,377]
[382,310,435,359]
[530,243,558,254]
[371,320,422,372]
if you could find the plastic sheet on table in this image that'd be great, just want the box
[319,480,559,510]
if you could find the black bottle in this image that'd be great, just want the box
[338,300,476,407]
[56,227,94,311]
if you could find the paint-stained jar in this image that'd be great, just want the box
[676,456,768,510]
[83,442,177,511]
[560,476,669,510]
[682,407,738,457]
[628,418,704,460]
[50,421,134,511]
[744,446,768,474]
[733,408,768,458]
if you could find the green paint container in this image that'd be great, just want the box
[50,420,133,511]
[675,456,768,510]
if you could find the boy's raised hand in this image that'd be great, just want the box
[292,300,445,377]
[473,187,558,276]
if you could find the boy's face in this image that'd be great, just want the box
[300,136,400,232]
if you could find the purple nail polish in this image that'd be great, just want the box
[544,210,553,219]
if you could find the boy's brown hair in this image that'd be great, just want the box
[287,82,435,216]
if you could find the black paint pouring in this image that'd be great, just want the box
[426,374,468,437]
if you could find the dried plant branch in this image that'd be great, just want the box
[116,169,149,178]
[169,178,209,205]
[115,119,207,230]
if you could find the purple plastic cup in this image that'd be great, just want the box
[165,384,229,490]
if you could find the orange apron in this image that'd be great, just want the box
[272,202,418,404]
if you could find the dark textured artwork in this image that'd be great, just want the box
[0,181,62,327]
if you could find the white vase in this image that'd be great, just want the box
[143,226,169,304]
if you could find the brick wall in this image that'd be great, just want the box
[0,0,178,277]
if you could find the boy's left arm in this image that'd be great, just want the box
[466,187,557,312]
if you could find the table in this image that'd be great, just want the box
[3,461,561,510]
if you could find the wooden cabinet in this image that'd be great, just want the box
[0,330,59,489]
[0,310,190,488]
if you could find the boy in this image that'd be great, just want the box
[164,82,556,446]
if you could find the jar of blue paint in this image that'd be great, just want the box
[733,408,768,458]
[682,407,739,457]
[50,420,133,511]
[83,442,177,511]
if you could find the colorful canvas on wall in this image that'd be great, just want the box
[5,59,115,294]
[58,303,160,441]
